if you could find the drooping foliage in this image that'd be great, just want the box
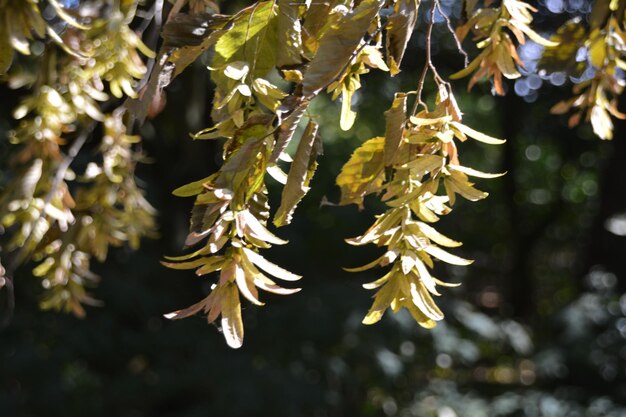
[1,0,626,349]
[0,0,156,316]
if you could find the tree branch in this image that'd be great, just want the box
[435,0,468,67]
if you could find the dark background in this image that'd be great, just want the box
[1,0,626,416]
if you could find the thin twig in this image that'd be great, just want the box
[166,0,187,24]
[135,2,157,36]
[412,0,438,115]
[135,0,165,93]
[435,0,468,67]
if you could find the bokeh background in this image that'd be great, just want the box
[2,0,626,416]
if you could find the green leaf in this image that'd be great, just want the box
[274,121,321,227]
[213,1,278,88]
[384,93,407,166]
[385,0,421,75]
[302,0,384,97]
[337,137,385,207]
[172,175,213,197]
[0,25,14,75]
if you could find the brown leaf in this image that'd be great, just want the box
[383,93,407,166]
[385,0,420,75]
[274,121,321,226]
[302,0,384,97]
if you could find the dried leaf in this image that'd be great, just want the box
[385,0,420,75]
[424,245,473,266]
[276,0,304,67]
[448,164,505,178]
[221,283,244,348]
[302,0,384,97]
[274,121,321,226]
[242,247,301,281]
[270,97,309,163]
[450,122,506,145]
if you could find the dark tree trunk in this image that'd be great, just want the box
[501,93,534,318]
[582,94,626,290]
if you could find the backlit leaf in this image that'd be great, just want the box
[242,247,301,281]
[221,283,244,348]
[424,245,473,266]
[172,175,213,197]
[362,277,398,325]
[384,93,407,166]
[302,0,384,97]
[213,1,278,87]
[450,122,506,145]
[337,137,385,206]
[448,164,505,178]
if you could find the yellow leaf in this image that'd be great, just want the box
[424,245,473,266]
[450,122,506,145]
[448,164,505,179]
[242,247,301,281]
[221,283,244,349]
[336,137,386,206]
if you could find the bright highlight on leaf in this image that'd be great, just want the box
[339,84,504,328]
[2,0,547,349]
